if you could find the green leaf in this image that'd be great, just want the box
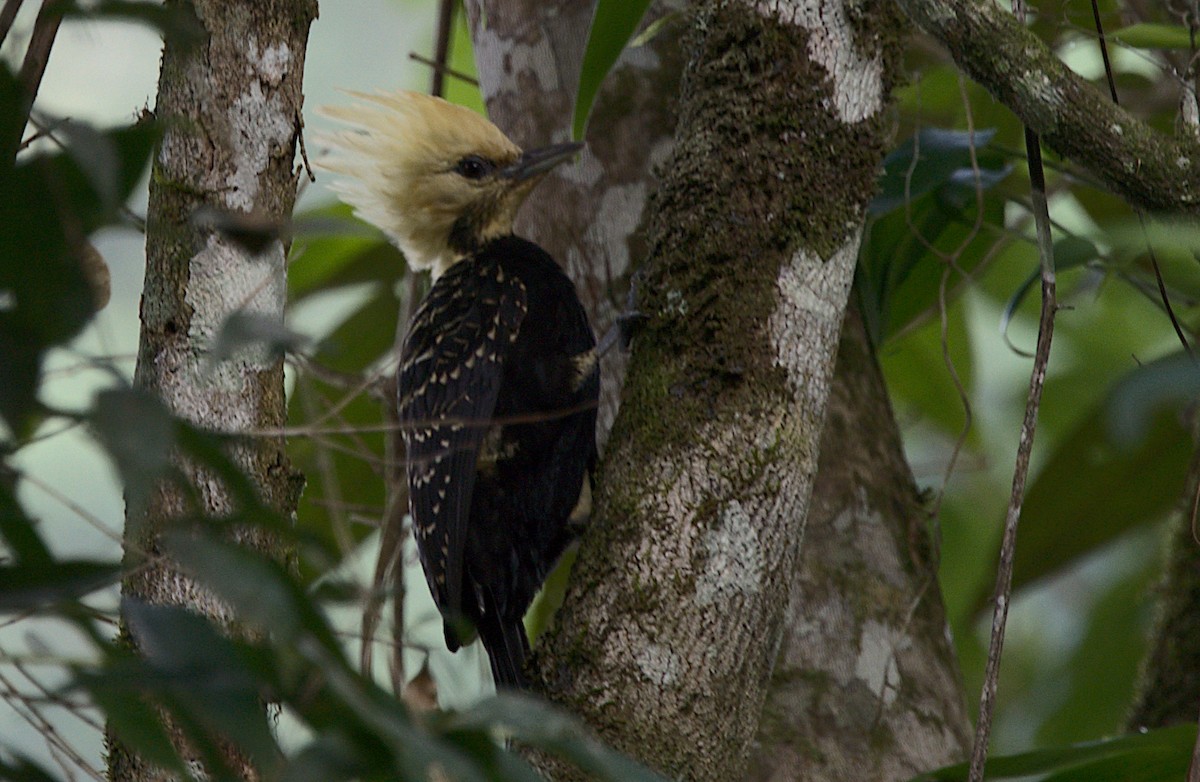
[910,723,1195,781]
[92,388,176,518]
[1001,358,1192,602]
[0,112,157,431]
[443,694,671,782]
[119,599,282,776]
[0,755,61,782]
[573,0,653,139]
[0,559,119,610]
[870,128,1005,216]
[999,236,1100,355]
[1110,22,1193,50]
[164,531,341,655]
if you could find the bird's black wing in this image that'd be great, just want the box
[397,261,527,648]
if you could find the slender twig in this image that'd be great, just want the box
[0,0,24,48]
[429,0,455,98]
[10,0,61,160]
[1088,0,1119,104]
[967,130,1058,782]
[408,52,479,87]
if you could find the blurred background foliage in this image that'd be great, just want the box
[2,0,1200,779]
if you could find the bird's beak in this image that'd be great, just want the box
[500,141,584,183]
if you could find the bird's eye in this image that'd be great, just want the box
[455,155,493,180]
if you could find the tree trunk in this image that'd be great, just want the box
[745,302,971,781]
[525,1,896,776]
[1127,433,1200,730]
[107,2,314,779]
[468,0,969,778]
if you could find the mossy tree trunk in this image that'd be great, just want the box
[107,1,315,780]
[469,0,971,778]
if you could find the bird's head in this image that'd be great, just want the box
[318,90,581,277]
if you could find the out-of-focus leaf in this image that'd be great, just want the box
[164,531,339,654]
[0,559,119,610]
[211,311,308,363]
[92,388,175,517]
[871,127,1002,216]
[0,109,157,431]
[120,599,282,775]
[879,302,976,445]
[77,655,195,779]
[1000,236,1101,355]
[0,474,51,565]
[910,723,1194,781]
[1106,351,1200,445]
[443,694,672,782]
[288,203,407,302]
[1110,22,1193,50]
[574,0,653,139]
[280,734,367,782]
[1035,544,1157,747]
[0,755,60,782]
[312,287,401,373]
[983,359,1192,607]
[859,128,1009,344]
[52,0,204,48]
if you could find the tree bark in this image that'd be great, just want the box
[895,0,1200,214]
[745,302,971,781]
[1127,433,1200,730]
[468,0,969,778]
[107,1,314,779]
[523,1,895,776]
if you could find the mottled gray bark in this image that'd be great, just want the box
[468,0,969,778]
[108,1,314,779]
[745,302,971,781]
[526,0,893,776]
[895,0,1200,214]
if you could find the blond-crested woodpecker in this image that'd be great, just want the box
[320,90,598,689]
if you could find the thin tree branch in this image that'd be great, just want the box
[0,0,25,50]
[429,0,455,98]
[894,0,1200,213]
[967,127,1059,782]
[10,0,60,159]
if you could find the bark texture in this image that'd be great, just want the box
[745,303,971,781]
[895,0,1200,214]
[464,0,686,444]
[1127,435,1200,729]
[108,1,314,779]
[530,1,892,777]
[468,1,969,777]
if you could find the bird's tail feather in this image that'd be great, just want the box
[479,613,530,690]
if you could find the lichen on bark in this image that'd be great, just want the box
[532,1,891,777]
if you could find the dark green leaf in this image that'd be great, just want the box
[0,755,60,782]
[910,723,1195,781]
[0,559,119,610]
[120,599,281,775]
[993,359,1192,604]
[0,114,156,430]
[871,128,1003,216]
[573,0,653,139]
[0,473,52,565]
[164,532,340,654]
[51,0,204,48]
[210,311,308,364]
[92,388,175,517]
[1106,351,1200,446]
[1110,22,1193,50]
[444,694,671,782]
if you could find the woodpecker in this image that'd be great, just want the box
[320,91,598,689]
